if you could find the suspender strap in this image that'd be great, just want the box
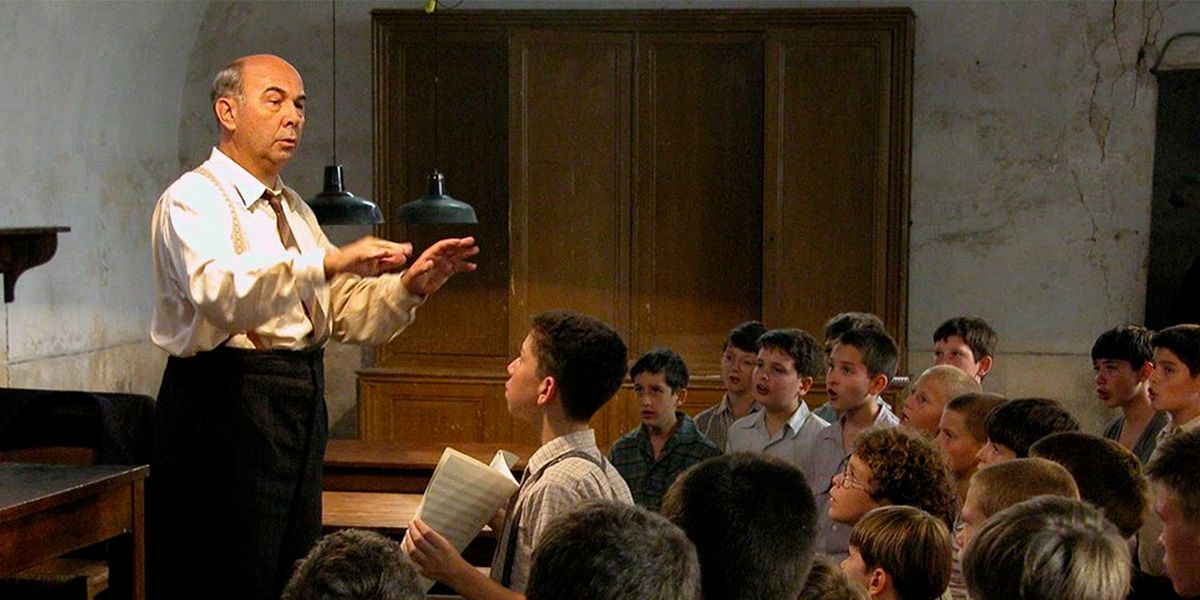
[499,449,607,587]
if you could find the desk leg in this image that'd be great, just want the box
[109,479,146,600]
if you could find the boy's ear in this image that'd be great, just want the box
[976,355,994,378]
[674,388,688,407]
[798,376,815,396]
[1137,361,1155,383]
[867,567,890,596]
[868,373,889,397]
[537,375,557,407]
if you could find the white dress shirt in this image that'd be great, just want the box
[151,148,422,357]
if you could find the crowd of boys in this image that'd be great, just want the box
[283,311,1200,600]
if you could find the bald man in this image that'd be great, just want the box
[150,55,478,600]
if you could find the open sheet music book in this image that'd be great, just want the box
[413,447,521,592]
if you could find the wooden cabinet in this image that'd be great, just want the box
[365,9,913,448]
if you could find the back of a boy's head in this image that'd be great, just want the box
[281,529,421,600]
[1091,324,1153,367]
[854,428,957,527]
[1030,432,1148,538]
[983,397,1080,457]
[660,453,818,600]
[823,312,886,348]
[526,500,699,600]
[969,457,1080,520]
[850,506,952,600]
[724,320,768,353]
[963,496,1131,600]
[758,328,825,379]
[531,310,628,421]
[630,347,690,391]
[1147,428,1200,522]
[933,317,997,361]
[943,392,1008,443]
[797,557,870,600]
[918,365,981,401]
[1151,324,1200,377]
[835,326,899,380]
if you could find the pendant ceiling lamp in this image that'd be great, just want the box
[395,0,478,224]
[306,0,383,225]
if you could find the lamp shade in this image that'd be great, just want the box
[396,171,478,224]
[306,165,383,225]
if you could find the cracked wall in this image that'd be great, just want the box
[0,1,207,393]
[907,0,1200,432]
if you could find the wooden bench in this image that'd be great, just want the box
[324,440,537,493]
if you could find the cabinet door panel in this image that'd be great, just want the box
[764,28,904,339]
[376,28,511,364]
[633,33,764,373]
[509,31,633,341]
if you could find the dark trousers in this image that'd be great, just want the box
[150,346,327,600]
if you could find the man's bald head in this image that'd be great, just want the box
[212,54,306,183]
[211,55,302,116]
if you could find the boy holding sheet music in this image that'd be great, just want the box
[404,310,634,599]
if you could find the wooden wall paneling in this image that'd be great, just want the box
[374,25,512,369]
[358,375,488,443]
[508,31,633,344]
[632,32,764,375]
[763,27,905,344]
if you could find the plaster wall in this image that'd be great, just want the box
[0,1,208,394]
[0,0,1175,435]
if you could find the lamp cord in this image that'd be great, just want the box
[331,0,338,163]
[432,1,439,169]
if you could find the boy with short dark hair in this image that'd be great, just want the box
[932,317,997,383]
[610,348,720,511]
[661,452,819,600]
[695,320,768,450]
[1092,325,1167,464]
[842,506,953,600]
[1149,324,1200,452]
[525,500,700,600]
[405,310,633,600]
[727,329,828,480]
[810,326,901,559]
[824,312,887,356]
[975,397,1079,467]
[1139,324,1200,579]
[815,312,887,422]
[1030,432,1149,539]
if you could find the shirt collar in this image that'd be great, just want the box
[718,394,762,417]
[207,147,285,207]
[782,402,814,438]
[1163,413,1200,439]
[527,429,597,473]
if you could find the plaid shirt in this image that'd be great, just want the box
[609,412,721,511]
[694,395,762,452]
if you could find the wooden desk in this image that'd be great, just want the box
[324,440,537,493]
[322,491,496,565]
[0,463,148,600]
[322,491,423,536]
